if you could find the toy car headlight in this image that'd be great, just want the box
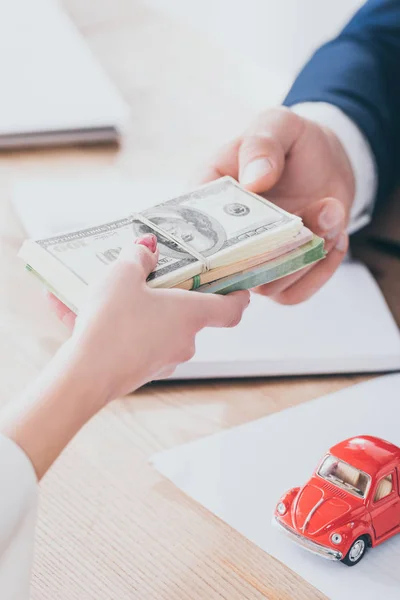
[330,533,342,545]
[277,502,287,515]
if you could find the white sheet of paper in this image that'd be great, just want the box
[0,0,129,140]
[173,263,400,377]
[152,374,400,599]
[13,178,400,377]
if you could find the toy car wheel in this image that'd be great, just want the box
[342,535,368,566]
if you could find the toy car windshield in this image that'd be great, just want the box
[318,454,371,498]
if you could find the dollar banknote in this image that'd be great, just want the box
[18,177,324,311]
[32,216,199,287]
[138,176,301,260]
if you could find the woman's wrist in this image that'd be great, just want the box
[61,336,142,406]
[0,340,109,480]
[58,338,112,413]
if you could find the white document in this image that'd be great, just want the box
[13,177,400,377]
[152,374,400,600]
[173,263,400,377]
[0,0,129,147]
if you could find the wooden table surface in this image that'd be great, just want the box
[0,2,379,598]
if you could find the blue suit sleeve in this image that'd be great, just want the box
[284,0,400,202]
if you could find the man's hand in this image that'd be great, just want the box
[199,107,355,304]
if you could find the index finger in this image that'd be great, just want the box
[196,138,241,184]
[188,290,250,329]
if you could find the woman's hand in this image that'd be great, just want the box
[1,234,249,480]
[50,234,250,404]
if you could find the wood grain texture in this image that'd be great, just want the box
[0,1,379,598]
[31,378,365,600]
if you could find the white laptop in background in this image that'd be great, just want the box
[13,177,400,378]
[0,0,129,148]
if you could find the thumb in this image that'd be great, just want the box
[239,135,284,193]
[238,108,303,193]
[119,234,159,278]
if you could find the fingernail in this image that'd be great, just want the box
[134,234,157,253]
[240,158,272,185]
[335,232,347,252]
[318,203,343,231]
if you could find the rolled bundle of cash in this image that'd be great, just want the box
[19,177,325,312]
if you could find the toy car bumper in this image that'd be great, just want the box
[273,517,343,561]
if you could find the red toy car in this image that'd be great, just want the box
[274,435,400,566]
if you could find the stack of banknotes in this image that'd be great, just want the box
[19,177,325,312]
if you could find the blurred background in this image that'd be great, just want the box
[145,0,364,76]
[1,0,364,185]
[68,0,364,175]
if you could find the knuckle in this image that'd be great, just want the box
[101,261,144,297]
[155,366,176,380]
[242,132,272,151]
[218,136,241,156]
[250,106,292,130]
[240,132,283,166]
[187,343,196,361]
[275,289,310,306]
[113,258,140,279]
[252,285,270,297]
[179,342,196,362]
[226,311,243,328]
[134,244,154,264]
[165,366,177,378]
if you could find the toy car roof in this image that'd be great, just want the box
[328,436,400,478]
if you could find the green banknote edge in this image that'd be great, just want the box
[198,235,326,295]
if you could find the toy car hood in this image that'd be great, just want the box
[290,479,361,536]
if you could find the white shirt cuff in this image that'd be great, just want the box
[290,102,378,234]
[0,435,38,599]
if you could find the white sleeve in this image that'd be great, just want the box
[290,102,378,234]
[0,435,38,600]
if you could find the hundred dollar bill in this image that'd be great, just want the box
[136,176,302,272]
[19,177,323,311]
